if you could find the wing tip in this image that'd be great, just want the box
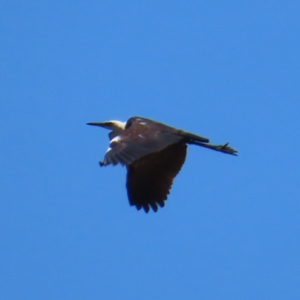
[133,200,166,213]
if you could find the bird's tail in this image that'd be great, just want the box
[178,130,210,143]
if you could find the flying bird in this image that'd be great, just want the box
[87,116,237,213]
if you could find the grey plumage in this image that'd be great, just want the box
[87,116,237,212]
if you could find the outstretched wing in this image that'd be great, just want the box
[126,142,187,212]
[102,117,183,166]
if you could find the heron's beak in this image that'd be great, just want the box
[86,122,107,128]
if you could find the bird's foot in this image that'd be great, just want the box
[99,161,105,167]
[216,143,238,156]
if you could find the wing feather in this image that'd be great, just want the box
[126,142,187,212]
[102,117,184,166]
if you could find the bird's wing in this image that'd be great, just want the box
[126,143,187,212]
[102,117,184,166]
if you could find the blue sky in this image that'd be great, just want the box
[1,1,300,299]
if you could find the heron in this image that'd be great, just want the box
[87,116,237,213]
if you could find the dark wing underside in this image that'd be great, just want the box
[102,117,208,166]
[103,118,183,166]
[126,142,187,213]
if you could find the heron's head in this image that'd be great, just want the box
[87,120,126,139]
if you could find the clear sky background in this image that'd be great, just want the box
[1,1,300,299]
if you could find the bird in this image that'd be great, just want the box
[87,116,237,213]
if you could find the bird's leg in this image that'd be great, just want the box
[99,161,105,167]
[200,142,238,156]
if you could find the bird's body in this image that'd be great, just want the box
[87,116,237,212]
